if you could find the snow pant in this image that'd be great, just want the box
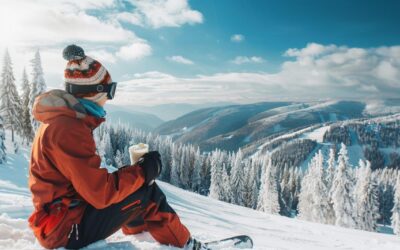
[65,183,190,249]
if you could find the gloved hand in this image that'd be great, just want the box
[137,151,162,184]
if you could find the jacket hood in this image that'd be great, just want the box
[32,89,105,128]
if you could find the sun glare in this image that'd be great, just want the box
[0,3,27,47]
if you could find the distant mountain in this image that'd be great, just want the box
[105,104,164,131]
[155,100,371,151]
[121,102,236,121]
[154,102,294,150]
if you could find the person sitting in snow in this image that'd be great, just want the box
[28,45,203,249]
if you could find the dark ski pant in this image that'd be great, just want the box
[65,183,190,249]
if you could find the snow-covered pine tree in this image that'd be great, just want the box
[331,143,356,228]
[209,149,224,200]
[170,144,181,187]
[279,164,293,216]
[257,155,280,214]
[102,130,114,166]
[0,117,6,163]
[179,146,190,189]
[0,49,23,142]
[29,50,46,132]
[286,167,297,216]
[221,163,232,203]
[354,160,379,231]
[292,167,302,211]
[391,174,400,235]
[243,160,259,208]
[122,146,131,166]
[191,147,203,192]
[376,168,396,226]
[115,149,124,168]
[230,149,246,205]
[202,153,212,195]
[298,150,330,224]
[325,147,336,224]
[326,147,336,190]
[20,68,33,143]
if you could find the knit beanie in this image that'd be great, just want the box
[63,45,112,102]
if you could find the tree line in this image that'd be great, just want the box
[0,48,46,161]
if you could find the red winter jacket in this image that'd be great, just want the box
[28,90,145,249]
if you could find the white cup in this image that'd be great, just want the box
[129,143,149,165]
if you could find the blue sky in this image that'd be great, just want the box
[112,0,400,76]
[0,0,399,105]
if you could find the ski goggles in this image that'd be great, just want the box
[66,82,118,100]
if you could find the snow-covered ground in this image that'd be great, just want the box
[1,132,400,249]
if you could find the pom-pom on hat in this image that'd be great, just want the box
[63,44,112,102]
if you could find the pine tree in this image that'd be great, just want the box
[230,149,246,205]
[325,147,336,224]
[257,156,280,214]
[122,146,131,166]
[326,148,336,190]
[179,146,190,189]
[191,147,202,192]
[331,143,356,228]
[102,131,114,166]
[115,149,124,168]
[279,164,292,216]
[0,49,23,142]
[29,50,46,132]
[243,161,258,208]
[391,174,400,235]
[209,150,224,200]
[20,68,33,143]
[0,117,6,163]
[354,160,380,231]
[221,163,232,202]
[298,150,331,224]
[170,144,181,187]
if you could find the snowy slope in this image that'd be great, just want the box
[245,112,400,170]
[1,133,400,249]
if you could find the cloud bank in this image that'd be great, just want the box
[114,43,400,105]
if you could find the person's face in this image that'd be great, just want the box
[96,96,108,107]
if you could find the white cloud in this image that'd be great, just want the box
[0,1,136,47]
[87,49,117,64]
[230,56,265,64]
[116,42,152,61]
[115,11,143,26]
[117,0,203,28]
[166,55,194,65]
[284,43,334,57]
[279,43,400,92]
[230,34,245,43]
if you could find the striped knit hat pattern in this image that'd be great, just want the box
[63,45,112,102]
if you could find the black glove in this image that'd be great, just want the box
[137,151,162,184]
